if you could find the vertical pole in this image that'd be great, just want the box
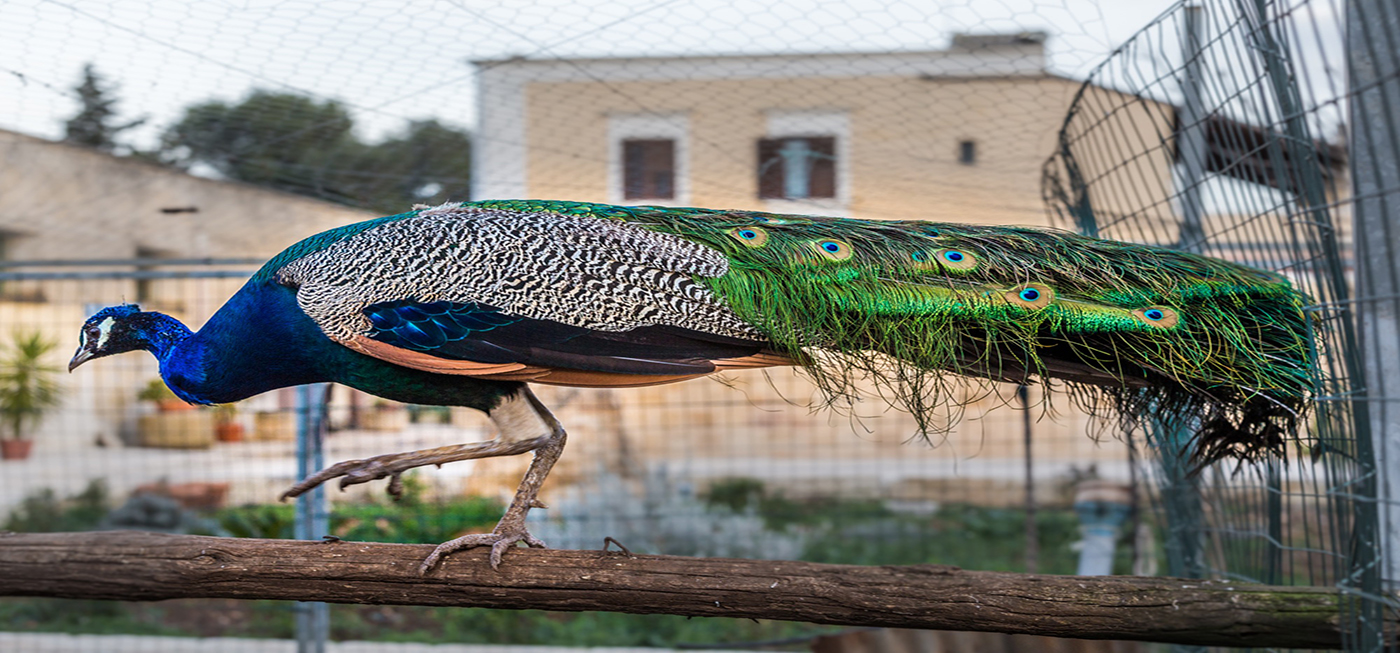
[1019,385,1037,574]
[1162,14,1210,653]
[1157,1,1208,584]
[1177,4,1208,250]
[1351,0,1400,602]
[294,384,330,653]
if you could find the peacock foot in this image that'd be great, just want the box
[279,453,408,501]
[418,518,546,573]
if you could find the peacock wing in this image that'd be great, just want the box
[270,204,784,386]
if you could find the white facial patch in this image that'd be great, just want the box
[95,317,115,348]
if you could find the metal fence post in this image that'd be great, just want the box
[294,383,331,653]
[1351,0,1400,605]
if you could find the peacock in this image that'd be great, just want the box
[69,199,1314,571]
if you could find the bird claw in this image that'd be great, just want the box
[281,454,405,501]
[418,525,547,574]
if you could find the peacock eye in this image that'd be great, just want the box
[729,226,768,247]
[809,238,853,261]
[1005,283,1054,308]
[1133,306,1179,328]
[934,248,977,271]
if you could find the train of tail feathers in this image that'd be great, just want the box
[69,200,1315,570]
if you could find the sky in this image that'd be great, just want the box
[0,0,1183,150]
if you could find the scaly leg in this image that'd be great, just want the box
[281,387,567,571]
[419,388,566,572]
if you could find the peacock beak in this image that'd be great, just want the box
[68,348,94,372]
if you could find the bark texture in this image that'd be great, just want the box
[0,530,1378,649]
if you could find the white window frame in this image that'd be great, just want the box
[763,110,850,215]
[607,113,690,206]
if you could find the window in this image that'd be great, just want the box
[622,139,675,200]
[958,140,977,165]
[757,137,836,199]
[609,113,688,204]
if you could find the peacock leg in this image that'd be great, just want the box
[279,387,567,571]
[418,388,566,572]
[279,437,545,501]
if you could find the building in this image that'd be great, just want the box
[0,128,372,313]
[473,33,1112,226]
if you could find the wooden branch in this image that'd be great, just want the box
[0,530,1379,649]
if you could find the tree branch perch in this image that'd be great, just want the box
[0,531,1384,649]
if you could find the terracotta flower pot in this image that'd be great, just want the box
[157,398,196,412]
[1,439,34,460]
[215,421,245,442]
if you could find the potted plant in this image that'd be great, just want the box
[136,378,213,448]
[139,378,194,412]
[253,410,296,441]
[0,332,63,461]
[213,403,244,442]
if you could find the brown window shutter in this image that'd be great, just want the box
[757,138,785,198]
[623,139,675,199]
[807,137,836,198]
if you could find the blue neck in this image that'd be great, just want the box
[137,313,196,365]
[158,283,334,404]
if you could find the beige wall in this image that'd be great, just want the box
[0,129,375,320]
[524,75,1086,226]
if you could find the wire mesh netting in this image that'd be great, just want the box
[1042,0,1400,650]
[0,0,1395,651]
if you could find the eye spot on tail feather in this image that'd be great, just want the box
[1134,306,1180,328]
[936,248,977,271]
[1005,284,1054,309]
[810,239,853,261]
[729,227,768,247]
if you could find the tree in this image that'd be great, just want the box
[341,119,472,214]
[160,92,472,212]
[63,64,145,152]
[160,91,359,201]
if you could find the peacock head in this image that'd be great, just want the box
[69,304,189,372]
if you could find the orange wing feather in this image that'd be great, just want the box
[344,335,794,388]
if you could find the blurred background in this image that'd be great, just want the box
[0,0,1396,652]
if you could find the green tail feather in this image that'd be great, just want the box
[471,200,1314,464]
